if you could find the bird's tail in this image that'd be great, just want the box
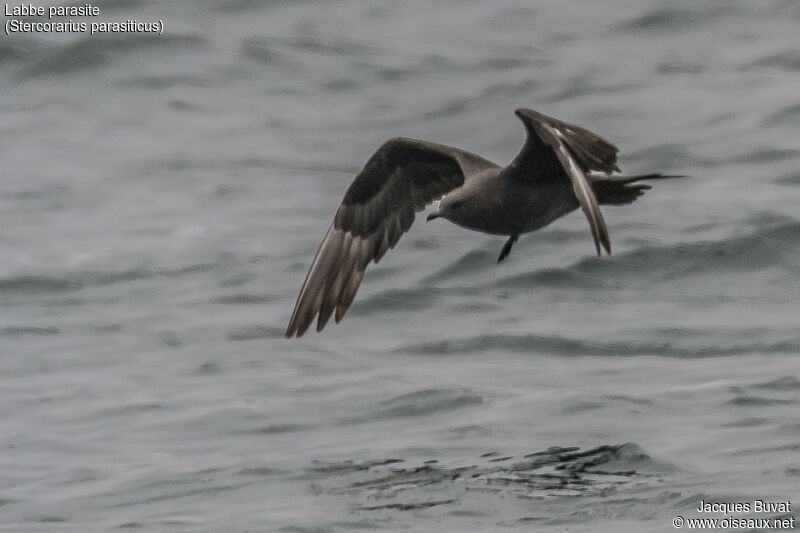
[590,173,686,206]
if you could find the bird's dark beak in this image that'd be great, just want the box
[426,211,440,222]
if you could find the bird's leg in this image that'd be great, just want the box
[497,234,519,262]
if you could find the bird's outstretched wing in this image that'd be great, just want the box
[286,137,498,337]
[511,108,619,255]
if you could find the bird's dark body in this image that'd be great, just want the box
[285,108,682,337]
[448,170,578,236]
[445,170,649,236]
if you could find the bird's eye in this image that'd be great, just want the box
[450,201,463,210]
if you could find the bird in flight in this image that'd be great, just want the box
[286,108,680,338]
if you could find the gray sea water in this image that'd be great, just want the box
[2,0,800,531]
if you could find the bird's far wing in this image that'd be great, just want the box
[286,137,495,338]
[512,108,616,255]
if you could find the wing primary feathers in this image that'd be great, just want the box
[563,146,611,255]
[512,108,613,256]
[286,137,497,337]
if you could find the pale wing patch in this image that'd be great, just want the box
[552,129,611,255]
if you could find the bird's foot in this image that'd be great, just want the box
[497,234,519,262]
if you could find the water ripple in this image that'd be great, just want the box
[496,219,800,291]
[747,51,800,72]
[19,33,207,79]
[307,443,673,516]
[0,276,79,294]
[341,389,483,424]
[0,325,60,337]
[619,5,726,33]
[227,324,285,341]
[395,331,800,358]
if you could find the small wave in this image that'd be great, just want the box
[421,248,495,284]
[124,74,211,89]
[351,287,438,314]
[98,402,166,417]
[656,61,705,75]
[360,499,456,511]
[70,268,154,286]
[307,443,673,514]
[115,480,248,509]
[721,417,769,428]
[727,382,800,409]
[227,325,284,341]
[395,331,800,358]
[495,267,584,289]
[497,219,800,291]
[161,332,182,347]
[478,56,530,71]
[12,183,69,201]
[0,36,52,67]
[158,263,216,278]
[374,54,531,84]
[423,97,469,120]
[1,263,219,299]
[239,37,282,65]
[618,6,724,33]
[774,171,800,186]
[560,400,605,415]
[542,74,636,103]
[320,78,361,93]
[209,0,274,13]
[219,272,255,287]
[237,466,289,477]
[196,362,222,375]
[0,40,23,65]
[244,423,311,435]
[398,333,615,356]
[746,51,800,72]
[0,326,59,337]
[762,103,800,127]
[341,388,483,424]
[730,147,800,165]
[307,458,404,476]
[752,376,800,391]
[36,516,67,523]
[422,79,537,119]
[81,263,214,285]
[726,395,796,407]
[482,77,539,98]
[0,276,79,294]
[19,33,207,79]
[213,293,272,305]
[283,34,372,56]
[240,34,373,66]
[624,142,708,169]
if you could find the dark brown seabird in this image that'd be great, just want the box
[286,108,680,338]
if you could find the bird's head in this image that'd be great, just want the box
[426,190,471,226]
